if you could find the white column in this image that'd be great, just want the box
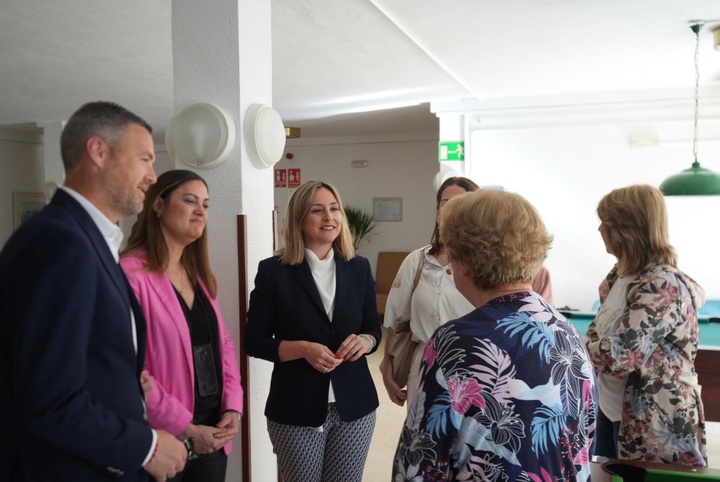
[436,113,469,185]
[36,121,66,198]
[171,1,276,480]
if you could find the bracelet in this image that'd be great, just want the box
[183,437,197,461]
[358,334,375,354]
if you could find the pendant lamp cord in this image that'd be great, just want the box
[692,22,703,167]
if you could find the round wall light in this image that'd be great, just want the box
[244,104,286,169]
[165,103,236,169]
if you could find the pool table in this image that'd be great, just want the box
[600,458,720,481]
[562,312,720,422]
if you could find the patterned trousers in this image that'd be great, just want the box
[267,403,376,482]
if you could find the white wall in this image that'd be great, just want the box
[275,134,441,274]
[0,137,44,247]
[0,136,172,245]
[117,150,174,237]
[471,118,720,311]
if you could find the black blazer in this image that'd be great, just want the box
[244,253,381,426]
[0,190,153,481]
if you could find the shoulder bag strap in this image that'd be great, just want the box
[411,249,425,293]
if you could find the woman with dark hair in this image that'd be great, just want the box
[380,177,478,408]
[381,177,555,408]
[393,189,596,481]
[587,184,706,466]
[244,180,381,482]
[120,169,244,482]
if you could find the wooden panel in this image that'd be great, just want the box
[696,349,720,422]
[237,214,250,482]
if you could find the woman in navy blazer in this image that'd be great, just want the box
[245,180,381,482]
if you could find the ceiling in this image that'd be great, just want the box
[1,0,720,142]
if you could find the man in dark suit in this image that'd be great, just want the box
[0,102,187,481]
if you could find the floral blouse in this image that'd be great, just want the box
[393,292,597,481]
[585,264,707,466]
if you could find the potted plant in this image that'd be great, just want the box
[344,206,379,251]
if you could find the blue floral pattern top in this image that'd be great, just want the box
[392,292,597,482]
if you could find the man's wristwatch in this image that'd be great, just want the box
[182,437,197,460]
[358,334,375,354]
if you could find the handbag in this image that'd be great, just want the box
[383,251,424,388]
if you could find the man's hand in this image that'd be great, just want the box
[143,430,187,482]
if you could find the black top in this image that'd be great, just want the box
[175,282,223,425]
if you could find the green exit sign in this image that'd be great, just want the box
[439,141,465,161]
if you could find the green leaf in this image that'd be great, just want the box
[344,205,379,251]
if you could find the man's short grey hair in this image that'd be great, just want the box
[60,101,152,173]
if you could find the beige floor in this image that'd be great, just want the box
[363,337,406,482]
[362,336,720,481]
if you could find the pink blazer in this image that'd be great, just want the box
[120,254,243,454]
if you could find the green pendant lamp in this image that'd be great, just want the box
[660,22,720,196]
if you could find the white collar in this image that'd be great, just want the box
[305,248,334,269]
[60,186,124,262]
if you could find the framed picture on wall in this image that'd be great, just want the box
[373,197,403,222]
[13,192,46,230]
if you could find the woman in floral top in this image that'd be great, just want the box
[587,184,707,466]
[393,189,597,481]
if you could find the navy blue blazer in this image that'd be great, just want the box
[0,190,153,481]
[244,253,381,426]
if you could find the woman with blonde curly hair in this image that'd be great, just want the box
[587,184,706,466]
[381,177,555,410]
[393,189,597,481]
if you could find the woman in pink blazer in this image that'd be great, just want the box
[121,169,243,482]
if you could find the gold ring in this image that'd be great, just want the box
[322,366,328,373]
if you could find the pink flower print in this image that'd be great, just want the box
[527,467,553,482]
[677,451,703,466]
[446,377,485,415]
[424,339,438,369]
[653,284,679,306]
[574,444,590,466]
[619,349,644,370]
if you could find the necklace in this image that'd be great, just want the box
[486,285,532,299]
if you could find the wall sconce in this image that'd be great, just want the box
[244,104,286,169]
[165,103,236,169]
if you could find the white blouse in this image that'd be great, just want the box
[383,246,474,343]
[305,248,336,320]
[305,248,337,404]
[594,275,634,421]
